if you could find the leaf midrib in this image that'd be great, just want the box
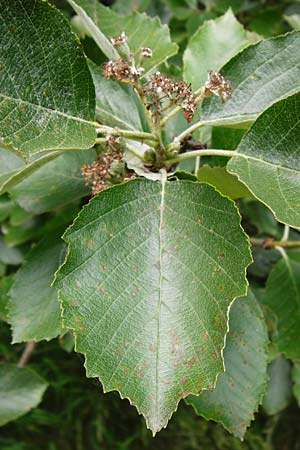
[155,174,166,422]
[0,93,94,126]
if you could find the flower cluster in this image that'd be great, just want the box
[81,149,123,195]
[102,58,144,84]
[204,70,231,103]
[110,31,127,46]
[143,72,196,122]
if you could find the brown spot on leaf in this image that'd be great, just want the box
[181,376,188,384]
[212,352,218,360]
[86,239,92,247]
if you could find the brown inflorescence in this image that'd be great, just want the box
[81,150,123,195]
[204,70,231,103]
[143,72,196,122]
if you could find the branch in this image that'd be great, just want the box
[18,341,36,367]
[250,237,300,249]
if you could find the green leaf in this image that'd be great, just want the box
[261,252,300,360]
[0,195,15,222]
[0,238,25,266]
[0,147,24,188]
[202,31,300,127]
[67,0,178,76]
[227,94,300,228]
[9,149,97,214]
[0,148,62,196]
[55,178,251,434]
[239,198,280,238]
[88,61,144,131]
[183,9,250,90]
[9,236,65,343]
[263,355,292,415]
[0,275,14,322]
[186,291,268,439]
[0,0,96,159]
[292,362,300,407]
[197,166,250,199]
[0,364,47,426]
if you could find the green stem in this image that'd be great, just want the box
[167,121,206,152]
[134,86,156,136]
[124,143,147,161]
[96,125,157,142]
[165,149,236,167]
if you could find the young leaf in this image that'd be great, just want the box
[67,0,178,76]
[186,291,269,439]
[197,166,250,199]
[0,0,96,159]
[55,178,251,434]
[261,252,300,360]
[227,94,300,228]
[183,9,250,89]
[262,355,292,415]
[9,236,65,343]
[0,364,47,426]
[202,31,300,127]
[9,149,97,214]
[88,61,144,131]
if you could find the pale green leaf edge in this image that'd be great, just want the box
[53,178,252,434]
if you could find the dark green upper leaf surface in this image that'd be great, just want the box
[0,0,96,158]
[68,0,178,76]
[228,94,300,228]
[202,31,300,126]
[262,252,300,360]
[9,149,97,214]
[0,364,47,426]
[9,235,65,343]
[186,291,268,439]
[55,178,251,434]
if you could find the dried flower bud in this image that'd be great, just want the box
[110,31,127,46]
[102,58,143,84]
[204,70,231,103]
[140,47,152,58]
[81,150,123,195]
[143,72,196,122]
